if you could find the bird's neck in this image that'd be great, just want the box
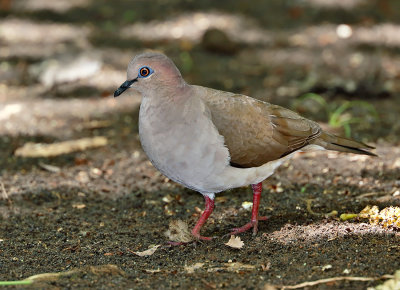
[144,81,192,103]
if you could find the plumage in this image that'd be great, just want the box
[114,51,376,240]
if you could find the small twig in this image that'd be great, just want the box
[0,181,12,206]
[0,181,8,200]
[305,199,337,217]
[38,162,61,173]
[126,248,136,254]
[356,191,386,199]
[280,275,394,289]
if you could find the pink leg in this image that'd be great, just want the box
[191,195,215,240]
[229,182,267,236]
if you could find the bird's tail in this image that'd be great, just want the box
[313,132,377,156]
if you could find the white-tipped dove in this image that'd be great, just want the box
[114,52,375,240]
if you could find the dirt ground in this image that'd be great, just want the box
[1,0,400,289]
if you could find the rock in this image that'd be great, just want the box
[30,53,102,87]
[201,28,239,54]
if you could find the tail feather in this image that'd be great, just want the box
[313,132,377,156]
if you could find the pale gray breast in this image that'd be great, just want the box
[138,94,230,192]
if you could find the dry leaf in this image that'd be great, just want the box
[0,182,9,200]
[79,120,112,130]
[207,262,255,272]
[215,196,228,203]
[15,137,108,158]
[38,162,61,173]
[263,283,278,290]
[392,158,400,169]
[321,264,332,271]
[133,245,160,257]
[162,194,174,203]
[225,235,244,249]
[72,204,86,209]
[241,201,253,210]
[224,262,255,272]
[373,269,400,290]
[145,268,161,273]
[164,220,194,243]
[261,262,271,271]
[184,263,205,274]
[342,205,400,228]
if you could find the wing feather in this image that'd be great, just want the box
[195,86,322,167]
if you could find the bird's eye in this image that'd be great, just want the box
[138,66,153,78]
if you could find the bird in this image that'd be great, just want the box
[114,51,376,240]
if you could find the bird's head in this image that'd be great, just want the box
[114,52,186,98]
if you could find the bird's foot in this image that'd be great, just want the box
[228,216,268,236]
[192,231,213,241]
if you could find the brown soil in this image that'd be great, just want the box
[1,0,400,289]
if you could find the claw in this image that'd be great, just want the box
[228,216,268,236]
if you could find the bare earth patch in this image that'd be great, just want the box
[1,0,400,288]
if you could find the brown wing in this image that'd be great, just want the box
[196,86,322,168]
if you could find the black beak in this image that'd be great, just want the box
[114,79,137,97]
